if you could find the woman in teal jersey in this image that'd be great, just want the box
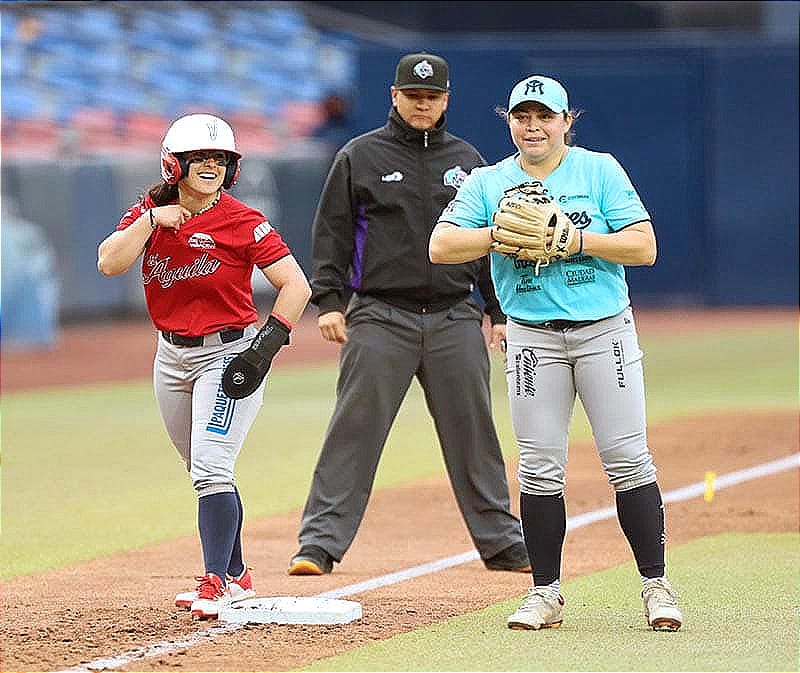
[430,74,682,632]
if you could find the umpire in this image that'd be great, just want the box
[289,52,529,575]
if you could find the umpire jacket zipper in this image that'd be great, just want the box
[421,130,433,292]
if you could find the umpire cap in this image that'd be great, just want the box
[394,53,450,92]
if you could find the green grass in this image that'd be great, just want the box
[1,321,796,578]
[302,532,800,672]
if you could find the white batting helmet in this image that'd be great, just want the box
[160,114,241,188]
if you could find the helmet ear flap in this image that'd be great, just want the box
[223,157,241,189]
[161,147,187,185]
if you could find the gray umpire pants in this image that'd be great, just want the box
[297,293,524,562]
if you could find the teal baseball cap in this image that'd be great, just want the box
[508,75,569,113]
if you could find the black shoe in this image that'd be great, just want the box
[288,545,334,575]
[484,541,531,573]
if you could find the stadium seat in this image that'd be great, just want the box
[1,117,62,159]
[68,6,123,43]
[0,3,359,157]
[278,100,325,139]
[124,111,171,144]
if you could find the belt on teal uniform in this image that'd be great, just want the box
[512,318,600,330]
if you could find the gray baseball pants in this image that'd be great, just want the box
[153,325,264,496]
[505,306,658,496]
[298,294,524,562]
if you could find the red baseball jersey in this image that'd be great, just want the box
[118,192,291,335]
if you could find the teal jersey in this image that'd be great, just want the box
[438,147,650,323]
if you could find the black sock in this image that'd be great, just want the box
[198,491,239,582]
[227,487,245,578]
[615,482,665,579]
[520,492,566,586]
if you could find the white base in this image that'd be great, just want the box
[218,596,362,625]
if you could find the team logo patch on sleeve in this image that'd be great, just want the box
[253,220,273,242]
[443,165,468,189]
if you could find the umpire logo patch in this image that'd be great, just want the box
[514,348,538,397]
[443,165,468,189]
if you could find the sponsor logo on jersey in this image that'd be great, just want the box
[567,210,591,227]
[514,274,542,294]
[253,220,273,243]
[564,266,595,287]
[443,165,468,189]
[142,252,221,289]
[558,194,590,204]
[381,171,403,182]
[188,232,216,250]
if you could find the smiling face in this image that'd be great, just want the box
[508,102,572,167]
[180,151,228,196]
[391,87,449,131]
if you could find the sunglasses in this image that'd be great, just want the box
[185,151,229,166]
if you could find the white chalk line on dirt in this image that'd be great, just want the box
[58,453,799,673]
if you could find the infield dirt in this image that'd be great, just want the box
[1,308,796,672]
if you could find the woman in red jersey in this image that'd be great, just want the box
[98,113,311,620]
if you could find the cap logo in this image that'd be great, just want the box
[412,59,435,80]
[525,79,545,96]
[206,118,218,140]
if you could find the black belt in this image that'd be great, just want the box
[161,328,245,347]
[367,293,468,314]
[514,318,599,330]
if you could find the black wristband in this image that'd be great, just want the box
[250,314,291,361]
[149,209,157,230]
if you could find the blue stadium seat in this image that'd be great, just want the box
[317,36,358,90]
[1,3,360,155]
[1,10,19,42]
[227,6,309,40]
[128,5,214,48]
[1,43,27,80]
[166,6,216,41]
[182,45,224,77]
[68,7,123,43]
[91,78,149,115]
[2,84,40,120]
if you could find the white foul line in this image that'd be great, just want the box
[57,453,799,672]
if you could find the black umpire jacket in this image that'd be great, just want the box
[310,105,505,324]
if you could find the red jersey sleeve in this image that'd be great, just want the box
[237,207,291,269]
[117,195,155,231]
